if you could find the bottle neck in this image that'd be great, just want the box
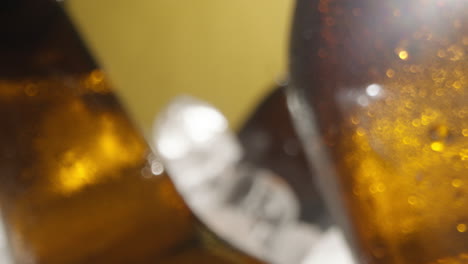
[0,0,96,79]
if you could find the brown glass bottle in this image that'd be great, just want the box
[0,1,263,263]
[238,86,330,227]
[289,0,468,264]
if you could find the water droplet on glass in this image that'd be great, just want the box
[457,224,467,233]
[386,69,395,78]
[24,84,38,97]
[451,178,463,188]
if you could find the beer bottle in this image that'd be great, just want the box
[0,0,263,263]
[239,85,330,227]
[289,0,468,263]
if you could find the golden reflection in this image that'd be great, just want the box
[56,112,146,194]
[344,58,467,258]
[59,158,96,193]
[12,73,147,195]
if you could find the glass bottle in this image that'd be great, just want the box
[288,0,468,263]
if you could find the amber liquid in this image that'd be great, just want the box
[292,0,468,263]
[0,1,261,263]
[340,56,468,264]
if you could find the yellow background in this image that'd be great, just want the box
[66,0,293,134]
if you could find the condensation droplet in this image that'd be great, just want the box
[376,183,386,192]
[402,137,412,145]
[452,179,463,188]
[369,184,378,194]
[462,129,468,137]
[408,196,418,205]
[453,81,462,89]
[351,116,360,125]
[412,119,421,127]
[457,224,467,233]
[356,127,366,136]
[460,149,468,161]
[24,84,38,97]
